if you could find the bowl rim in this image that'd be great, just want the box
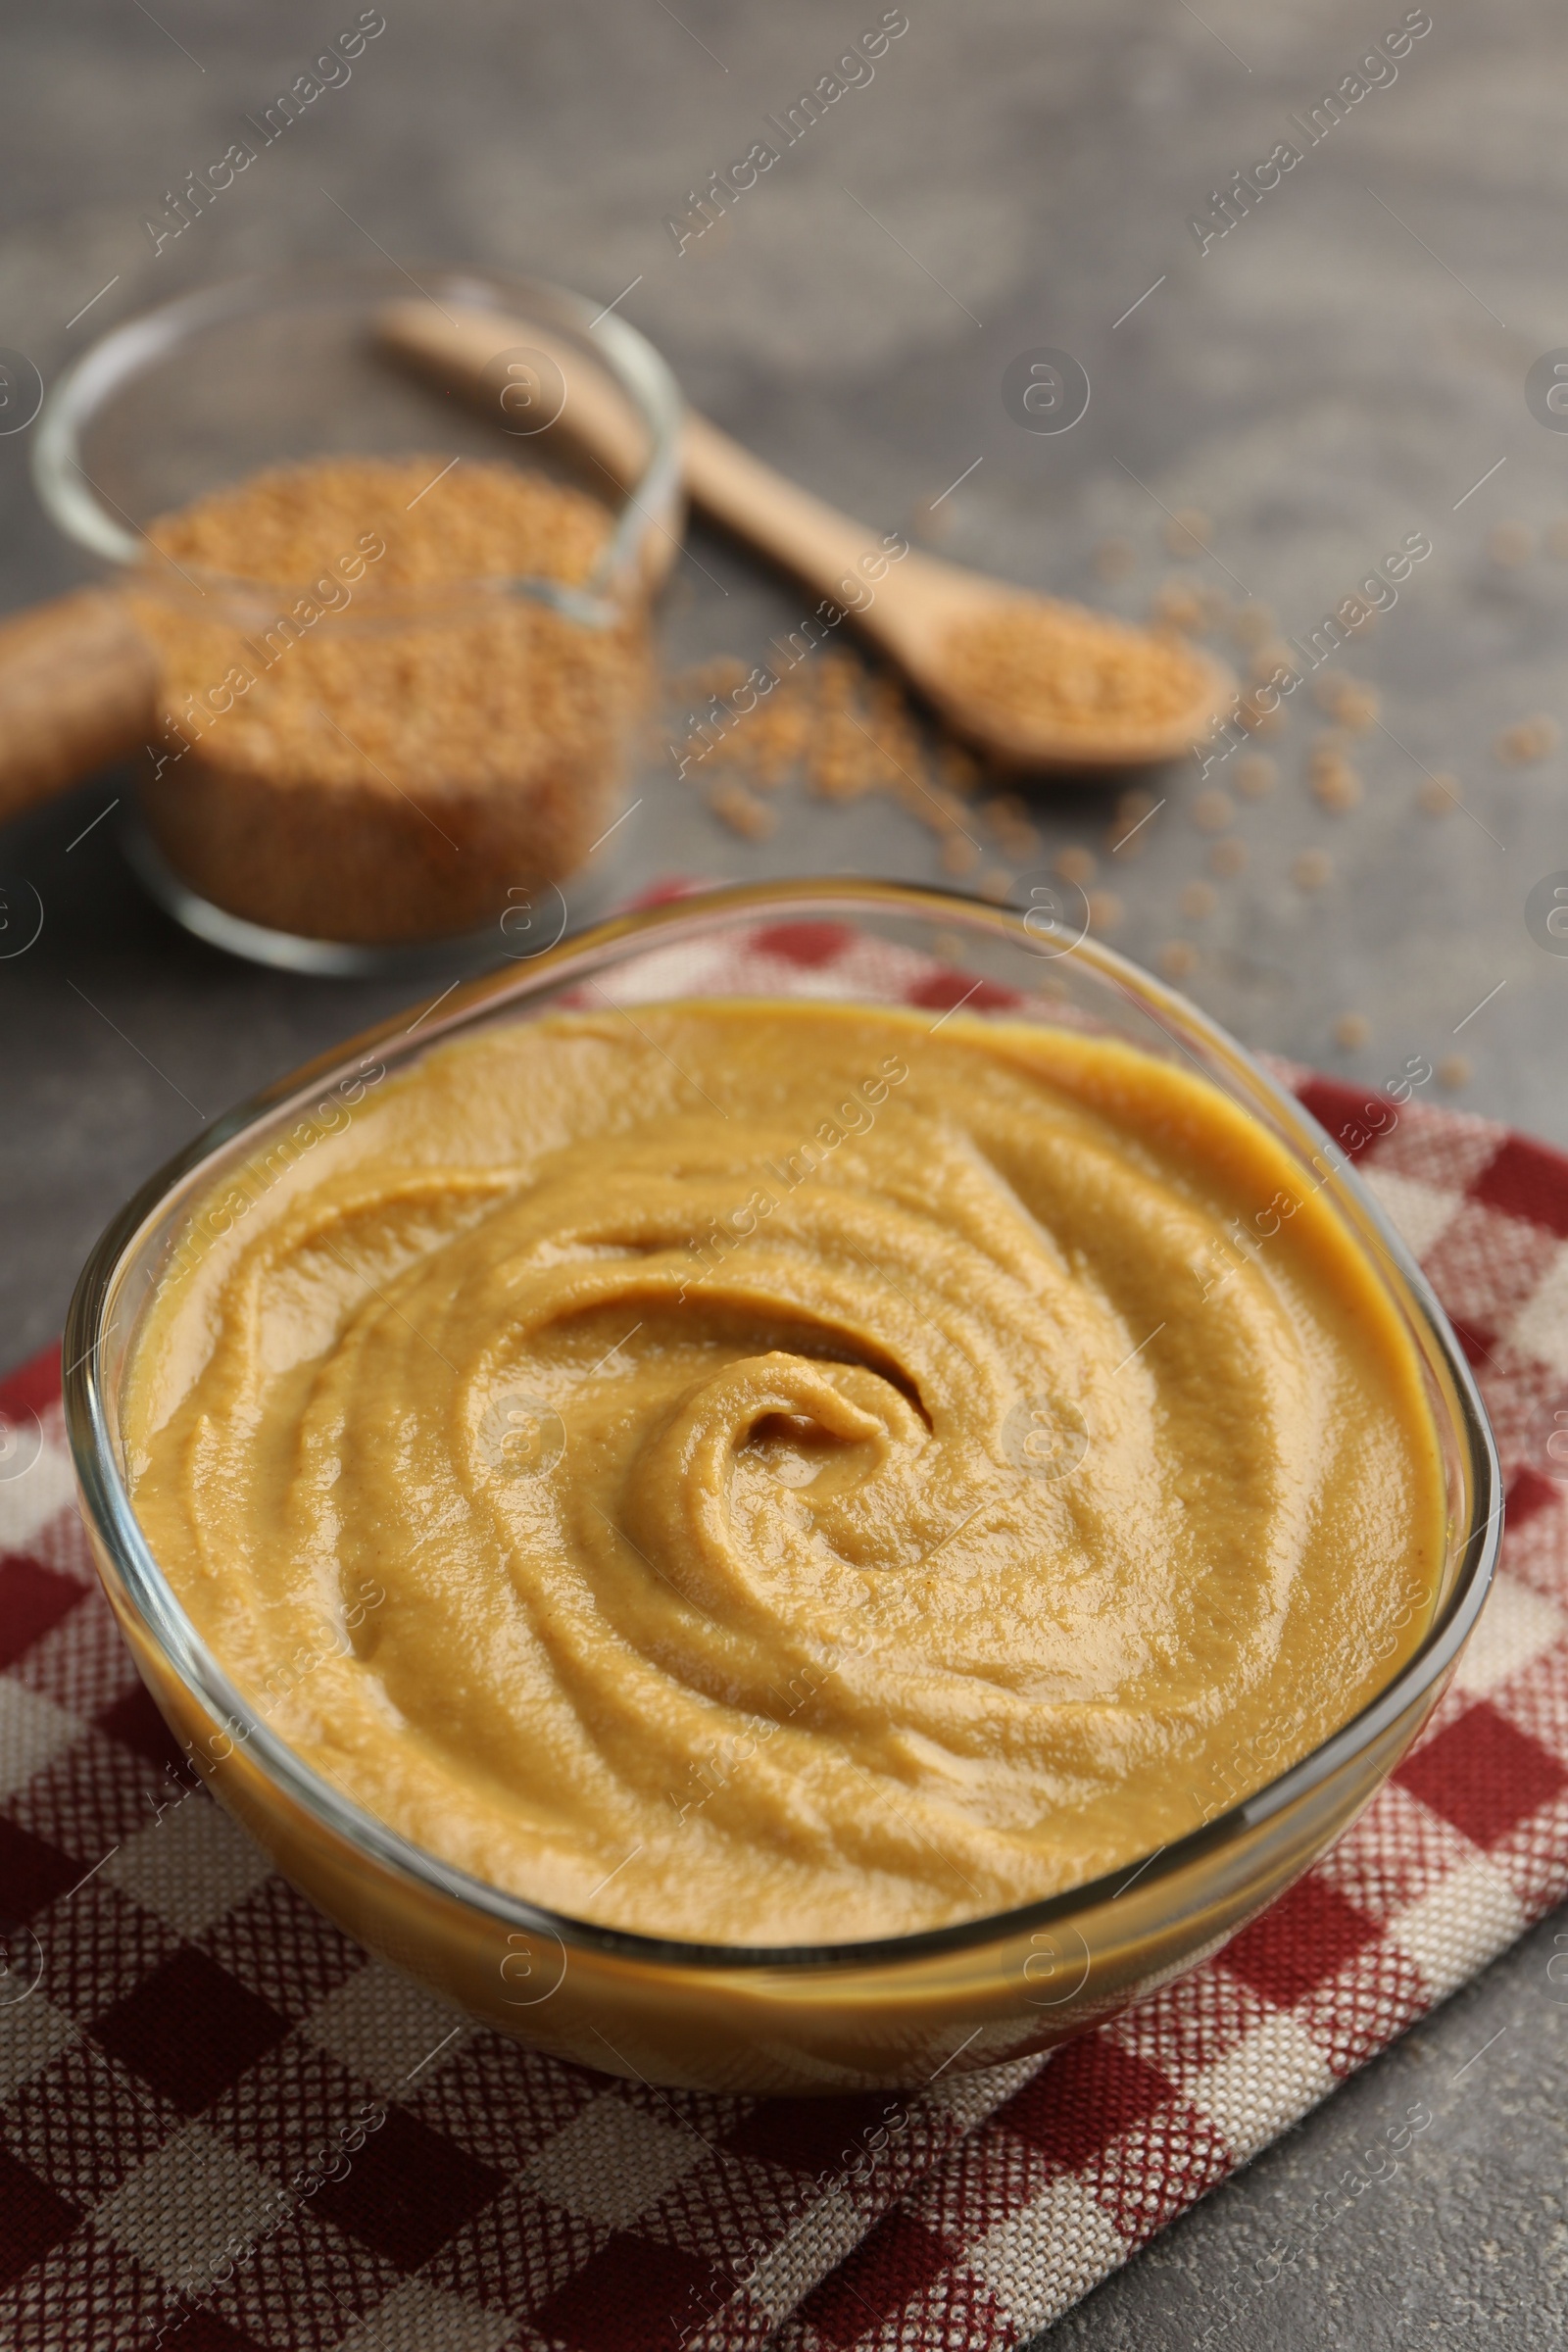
[31,258,684,627]
[63,876,1503,1974]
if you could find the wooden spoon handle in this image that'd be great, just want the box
[0,589,155,827]
[377,299,655,489]
[377,301,896,602]
[679,411,901,600]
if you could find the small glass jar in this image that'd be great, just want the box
[64,880,1501,2093]
[33,262,682,974]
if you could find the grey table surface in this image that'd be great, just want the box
[3,0,1567,2343]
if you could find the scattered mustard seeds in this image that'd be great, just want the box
[1163,508,1211,557]
[937,742,983,794]
[1158,940,1199,980]
[1250,642,1298,686]
[1312,676,1378,732]
[664,646,1074,889]
[1112,786,1160,839]
[1417,773,1460,816]
[1495,713,1561,763]
[1153,579,1206,632]
[1209,836,1249,877]
[984,792,1043,863]
[1334,1012,1371,1051]
[671,649,935,811]
[1437,1054,1472,1091]
[1179,880,1217,921]
[1234,754,1276,799]
[1312,764,1364,813]
[1191,789,1234,833]
[1293,849,1334,891]
[710,781,777,840]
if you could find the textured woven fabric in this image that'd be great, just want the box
[2,924,1565,2350]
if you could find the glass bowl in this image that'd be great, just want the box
[62,880,1500,2093]
[32,261,682,973]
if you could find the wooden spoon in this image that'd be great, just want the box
[378,300,1236,774]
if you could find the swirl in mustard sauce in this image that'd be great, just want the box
[125,1002,1446,1943]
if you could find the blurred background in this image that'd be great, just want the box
[2,4,1565,2342]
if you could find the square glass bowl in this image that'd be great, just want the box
[32,261,682,972]
[62,881,1499,2092]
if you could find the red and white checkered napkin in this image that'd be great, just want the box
[5,923,1568,2352]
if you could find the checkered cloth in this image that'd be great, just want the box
[4,935,1568,2349]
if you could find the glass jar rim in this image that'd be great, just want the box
[62,877,1503,1975]
[32,260,684,627]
